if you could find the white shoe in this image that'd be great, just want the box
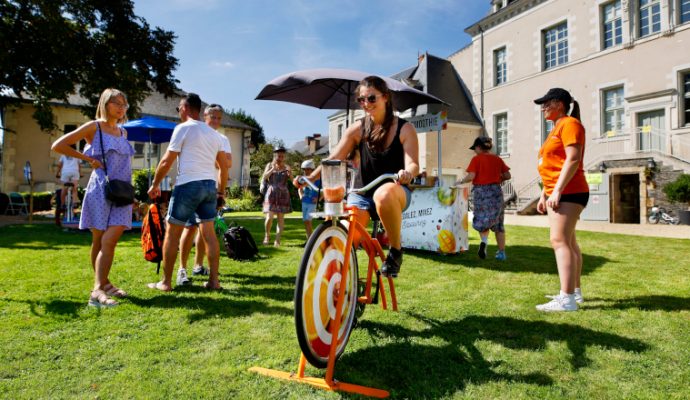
[546,290,583,304]
[176,268,190,286]
[536,294,578,312]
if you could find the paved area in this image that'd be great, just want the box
[505,214,690,239]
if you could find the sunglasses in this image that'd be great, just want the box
[356,94,382,104]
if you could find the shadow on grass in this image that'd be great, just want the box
[407,245,609,275]
[339,314,648,398]
[585,295,690,312]
[127,294,291,323]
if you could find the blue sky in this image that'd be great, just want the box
[133,0,489,146]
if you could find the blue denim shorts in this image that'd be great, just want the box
[185,213,201,227]
[302,202,317,221]
[347,185,412,214]
[167,180,217,226]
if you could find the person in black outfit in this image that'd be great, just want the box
[298,76,419,277]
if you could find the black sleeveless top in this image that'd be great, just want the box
[358,117,407,197]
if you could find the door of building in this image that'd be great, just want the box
[637,110,665,152]
[611,173,641,223]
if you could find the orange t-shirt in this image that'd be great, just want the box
[467,152,510,185]
[538,116,589,196]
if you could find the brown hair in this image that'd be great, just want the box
[357,76,394,152]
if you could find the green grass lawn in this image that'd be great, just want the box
[0,216,688,399]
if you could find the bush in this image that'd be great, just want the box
[226,188,261,212]
[663,174,690,208]
[132,168,155,202]
[18,191,53,211]
[227,183,244,199]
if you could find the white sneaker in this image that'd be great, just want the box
[536,294,578,312]
[546,290,583,304]
[176,268,190,286]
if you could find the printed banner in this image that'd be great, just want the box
[401,185,469,254]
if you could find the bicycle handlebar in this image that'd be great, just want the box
[350,173,399,194]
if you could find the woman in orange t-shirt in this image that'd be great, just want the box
[534,88,589,312]
[458,136,511,260]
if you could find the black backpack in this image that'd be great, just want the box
[223,225,259,261]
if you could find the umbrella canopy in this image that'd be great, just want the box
[255,68,447,113]
[122,116,177,144]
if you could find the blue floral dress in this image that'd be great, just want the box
[79,126,135,231]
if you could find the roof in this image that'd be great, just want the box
[464,0,548,37]
[391,53,483,126]
[291,135,330,156]
[2,88,253,131]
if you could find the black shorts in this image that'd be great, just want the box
[560,192,589,207]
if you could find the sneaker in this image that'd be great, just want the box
[536,294,578,312]
[495,250,507,261]
[192,265,209,276]
[546,290,583,304]
[381,248,403,278]
[478,242,487,259]
[176,268,191,286]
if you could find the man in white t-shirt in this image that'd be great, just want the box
[147,93,229,291]
[177,104,233,285]
[56,151,81,207]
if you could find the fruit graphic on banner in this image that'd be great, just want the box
[437,186,457,206]
[437,229,456,253]
[462,213,469,231]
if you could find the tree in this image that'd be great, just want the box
[228,108,265,148]
[0,0,179,131]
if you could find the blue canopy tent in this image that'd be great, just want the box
[122,117,177,185]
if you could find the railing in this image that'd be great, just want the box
[501,180,517,204]
[516,176,542,201]
[587,128,690,167]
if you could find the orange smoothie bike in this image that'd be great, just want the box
[250,160,399,398]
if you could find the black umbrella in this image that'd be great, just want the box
[256,68,447,127]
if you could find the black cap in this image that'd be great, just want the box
[534,88,573,105]
[273,146,286,153]
[469,136,492,150]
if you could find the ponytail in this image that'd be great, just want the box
[569,100,581,121]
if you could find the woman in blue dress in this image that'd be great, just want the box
[52,88,134,307]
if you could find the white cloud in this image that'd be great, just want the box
[211,61,235,68]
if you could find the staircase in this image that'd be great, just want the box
[504,177,541,215]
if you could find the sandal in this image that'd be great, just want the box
[203,281,223,291]
[88,290,118,307]
[147,281,172,292]
[262,237,270,245]
[103,283,128,298]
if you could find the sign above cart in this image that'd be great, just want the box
[407,111,447,133]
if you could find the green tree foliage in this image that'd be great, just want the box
[663,174,690,207]
[0,0,179,131]
[228,108,265,148]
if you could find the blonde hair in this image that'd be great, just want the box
[95,88,128,123]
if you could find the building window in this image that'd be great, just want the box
[62,125,87,157]
[542,119,554,144]
[337,124,343,142]
[681,0,690,24]
[543,22,568,70]
[639,0,661,37]
[494,47,507,85]
[603,1,623,49]
[682,71,690,126]
[494,113,508,155]
[602,87,625,136]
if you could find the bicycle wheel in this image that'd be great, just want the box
[648,214,659,224]
[294,221,358,369]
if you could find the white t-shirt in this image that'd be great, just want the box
[218,132,232,155]
[59,155,79,174]
[168,119,224,186]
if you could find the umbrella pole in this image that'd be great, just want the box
[345,82,351,129]
[147,131,152,187]
[437,127,442,186]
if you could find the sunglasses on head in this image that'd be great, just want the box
[356,94,381,104]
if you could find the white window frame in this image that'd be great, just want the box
[680,0,690,24]
[602,0,623,49]
[494,47,507,86]
[681,70,690,126]
[602,86,626,137]
[494,113,509,156]
[543,22,568,70]
[639,0,661,37]
[542,119,554,144]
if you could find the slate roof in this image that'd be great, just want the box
[390,52,482,126]
[2,88,253,131]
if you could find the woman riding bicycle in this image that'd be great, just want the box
[298,76,419,277]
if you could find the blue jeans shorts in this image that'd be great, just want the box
[167,180,217,226]
[302,202,317,221]
[347,185,412,215]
